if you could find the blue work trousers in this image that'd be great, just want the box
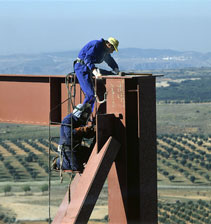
[74,63,95,111]
[56,146,84,172]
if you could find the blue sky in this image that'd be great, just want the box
[0,0,211,55]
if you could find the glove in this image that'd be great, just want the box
[92,68,102,79]
[114,68,120,74]
[75,125,96,138]
[75,126,91,133]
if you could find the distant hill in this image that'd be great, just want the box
[0,48,211,75]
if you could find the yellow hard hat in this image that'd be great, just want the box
[108,37,119,52]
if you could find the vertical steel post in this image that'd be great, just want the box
[138,77,157,223]
[106,76,157,224]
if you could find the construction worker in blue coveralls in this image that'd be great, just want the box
[51,103,96,173]
[74,37,120,111]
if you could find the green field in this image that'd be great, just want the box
[0,133,210,223]
[0,133,210,184]
[157,103,211,135]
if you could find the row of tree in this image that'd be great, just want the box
[158,200,211,224]
[156,76,211,103]
[3,184,48,196]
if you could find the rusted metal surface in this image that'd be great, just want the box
[52,174,81,224]
[0,75,65,125]
[106,78,128,224]
[96,113,115,151]
[106,76,157,223]
[0,74,154,125]
[0,74,84,125]
[0,81,50,124]
[0,73,157,223]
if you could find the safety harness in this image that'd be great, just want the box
[74,57,107,104]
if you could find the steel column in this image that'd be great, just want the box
[106,76,157,223]
[138,77,157,223]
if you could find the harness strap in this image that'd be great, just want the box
[93,78,107,104]
[59,146,64,183]
[74,57,107,104]
[76,57,85,65]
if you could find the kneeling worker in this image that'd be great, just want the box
[52,103,96,173]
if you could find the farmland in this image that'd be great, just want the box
[0,132,210,223]
[0,134,210,184]
[0,100,211,223]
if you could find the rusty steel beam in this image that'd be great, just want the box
[0,74,86,125]
[0,74,64,125]
[105,76,157,223]
[138,78,157,223]
[0,73,158,223]
[0,74,155,125]
[96,113,115,151]
[52,174,81,224]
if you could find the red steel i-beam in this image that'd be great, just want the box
[0,74,82,124]
[0,73,157,223]
[105,76,157,223]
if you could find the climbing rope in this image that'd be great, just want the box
[48,73,76,223]
[65,73,76,113]
[48,70,103,222]
[92,75,107,105]
[48,117,51,224]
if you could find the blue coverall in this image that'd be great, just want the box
[56,113,94,171]
[74,38,119,111]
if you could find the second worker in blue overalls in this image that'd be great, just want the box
[74,37,120,111]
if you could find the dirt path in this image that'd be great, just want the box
[0,193,57,221]
[0,192,107,221]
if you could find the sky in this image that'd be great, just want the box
[0,0,211,55]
